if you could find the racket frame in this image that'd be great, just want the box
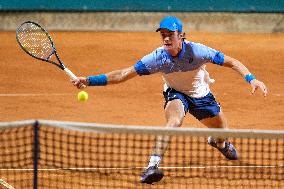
[16,21,78,80]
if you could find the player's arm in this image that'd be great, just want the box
[106,66,138,84]
[222,55,268,96]
[72,50,159,88]
[72,66,138,88]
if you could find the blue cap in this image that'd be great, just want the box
[156,16,183,32]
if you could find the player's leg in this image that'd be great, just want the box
[200,110,228,148]
[199,108,238,160]
[141,90,186,184]
[200,109,228,129]
[186,92,238,160]
[150,99,185,163]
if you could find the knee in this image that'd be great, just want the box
[166,118,182,128]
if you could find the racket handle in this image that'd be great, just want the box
[64,68,86,89]
[64,68,78,80]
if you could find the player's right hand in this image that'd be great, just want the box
[72,77,88,89]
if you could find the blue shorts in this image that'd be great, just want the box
[163,88,220,120]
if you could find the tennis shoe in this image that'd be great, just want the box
[140,165,164,184]
[207,136,238,160]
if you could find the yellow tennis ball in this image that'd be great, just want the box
[77,91,88,102]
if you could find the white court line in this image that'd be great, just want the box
[0,165,283,171]
[214,93,283,97]
[0,93,70,97]
[0,179,15,189]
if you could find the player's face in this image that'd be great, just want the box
[160,29,182,56]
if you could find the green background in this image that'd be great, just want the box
[0,0,283,12]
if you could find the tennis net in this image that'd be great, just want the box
[0,120,283,189]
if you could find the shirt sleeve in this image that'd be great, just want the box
[192,43,224,66]
[134,60,150,75]
[134,48,165,75]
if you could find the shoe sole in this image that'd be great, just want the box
[141,170,164,184]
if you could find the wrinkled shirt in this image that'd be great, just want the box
[134,40,224,98]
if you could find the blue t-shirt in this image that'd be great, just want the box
[134,41,224,75]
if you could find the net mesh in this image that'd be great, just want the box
[0,120,283,189]
[0,124,34,189]
[16,22,53,60]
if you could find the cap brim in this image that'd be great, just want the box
[155,27,177,32]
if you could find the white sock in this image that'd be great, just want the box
[216,139,226,149]
[208,136,226,149]
[217,141,226,149]
[147,154,162,168]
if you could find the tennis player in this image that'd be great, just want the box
[72,16,268,184]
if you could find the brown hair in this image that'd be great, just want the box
[178,31,186,41]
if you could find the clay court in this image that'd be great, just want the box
[0,31,283,130]
[0,30,283,189]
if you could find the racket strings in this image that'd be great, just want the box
[17,23,54,60]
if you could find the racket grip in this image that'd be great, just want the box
[64,68,78,80]
[64,68,86,88]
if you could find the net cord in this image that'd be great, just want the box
[0,119,283,139]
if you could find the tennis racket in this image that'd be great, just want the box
[16,21,82,85]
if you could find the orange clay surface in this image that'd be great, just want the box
[0,31,283,130]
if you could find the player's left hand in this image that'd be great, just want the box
[250,79,268,97]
